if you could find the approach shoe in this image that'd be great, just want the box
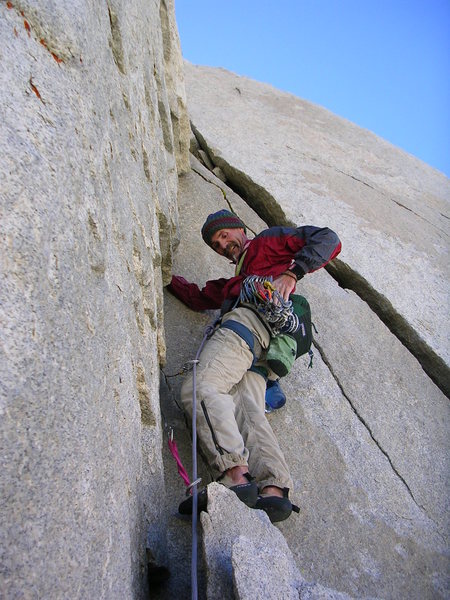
[178,486,208,515]
[178,472,258,516]
[254,495,300,523]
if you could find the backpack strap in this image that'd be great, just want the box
[234,249,248,276]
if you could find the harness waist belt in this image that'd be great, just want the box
[220,319,268,379]
[220,319,255,359]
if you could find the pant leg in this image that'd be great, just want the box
[181,307,293,491]
[180,325,254,473]
[233,370,294,491]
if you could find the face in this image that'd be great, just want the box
[210,228,247,263]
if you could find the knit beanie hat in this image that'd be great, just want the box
[201,210,246,247]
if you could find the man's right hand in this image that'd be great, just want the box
[272,273,297,302]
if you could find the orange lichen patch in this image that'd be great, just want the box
[8,6,65,66]
[39,38,64,63]
[29,78,43,102]
[13,27,18,36]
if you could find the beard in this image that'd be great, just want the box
[224,242,240,262]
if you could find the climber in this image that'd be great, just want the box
[168,210,341,522]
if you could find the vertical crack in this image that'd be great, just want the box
[160,368,184,413]
[160,367,215,484]
[191,165,232,210]
[107,4,126,75]
[191,164,258,236]
[191,123,289,225]
[313,340,424,511]
[325,259,450,399]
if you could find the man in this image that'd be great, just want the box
[169,210,341,522]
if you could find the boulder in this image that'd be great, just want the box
[202,484,355,600]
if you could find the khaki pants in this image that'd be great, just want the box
[181,307,293,492]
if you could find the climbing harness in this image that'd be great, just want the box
[239,275,300,336]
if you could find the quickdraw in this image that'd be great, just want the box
[166,427,191,488]
[239,275,300,336]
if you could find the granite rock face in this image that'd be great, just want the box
[202,484,355,600]
[162,113,449,596]
[0,1,189,598]
[2,3,449,598]
[184,62,450,395]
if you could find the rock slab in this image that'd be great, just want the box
[0,1,189,598]
[183,62,450,379]
[164,151,449,598]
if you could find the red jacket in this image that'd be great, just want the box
[168,225,341,311]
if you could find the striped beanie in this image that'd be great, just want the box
[201,210,246,247]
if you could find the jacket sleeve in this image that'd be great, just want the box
[289,226,341,279]
[167,275,243,311]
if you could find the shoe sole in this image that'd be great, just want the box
[230,481,258,507]
[253,496,293,523]
[178,481,258,515]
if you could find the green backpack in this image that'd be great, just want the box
[266,294,314,377]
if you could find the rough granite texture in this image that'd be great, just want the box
[2,4,449,599]
[162,154,449,599]
[183,62,450,375]
[203,484,357,600]
[0,1,189,598]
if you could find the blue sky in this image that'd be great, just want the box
[175,1,450,178]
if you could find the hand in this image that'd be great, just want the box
[272,273,297,302]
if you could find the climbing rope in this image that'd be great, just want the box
[190,321,217,600]
[239,275,300,335]
[163,319,217,599]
